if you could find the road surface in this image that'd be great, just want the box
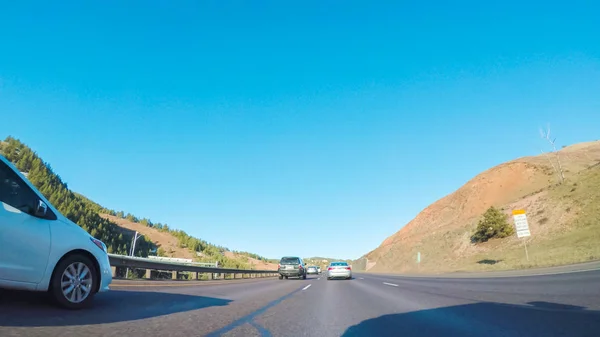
[1,270,599,336]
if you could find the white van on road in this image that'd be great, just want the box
[0,154,112,309]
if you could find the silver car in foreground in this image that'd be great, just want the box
[326,261,352,280]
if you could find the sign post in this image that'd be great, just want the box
[512,209,531,261]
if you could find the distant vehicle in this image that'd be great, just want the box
[0,154,113,309]
[327,261,352,280]
[317,266,322,274]
[278,256,307,280]
[306,266,318,275]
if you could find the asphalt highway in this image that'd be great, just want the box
[1,269,599,337]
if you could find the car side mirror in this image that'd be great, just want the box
[35,200,48,217]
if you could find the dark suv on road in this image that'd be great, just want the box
[278,256,307,280]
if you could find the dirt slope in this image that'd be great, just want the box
[100,214,196,259]
[100,214,278,270]
[362,141,600,274]
[223,251,278,271]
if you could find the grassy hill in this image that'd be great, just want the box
[0,136,276,270]
[356,140,600,274]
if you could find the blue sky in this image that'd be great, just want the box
[1,1,599,260]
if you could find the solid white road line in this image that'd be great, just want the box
[302,284,312,290]
[383,282,399,287]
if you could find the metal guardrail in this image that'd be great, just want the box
[147,255,219,268]
[108,254,276,275]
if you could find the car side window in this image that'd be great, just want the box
[0,161,42,215]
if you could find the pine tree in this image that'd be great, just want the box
[471,206,515,243]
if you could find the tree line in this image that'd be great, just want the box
[0,136,268,269]
[0,136,154,256]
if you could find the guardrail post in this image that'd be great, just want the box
[194,272,199,280]
[111,266,117,277]
[145,269,152,279]
[172,271,178,280]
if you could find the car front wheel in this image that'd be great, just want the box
[49,254,98,310]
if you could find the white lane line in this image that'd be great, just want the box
[359,277,364,280]
[302,284,312,290]
[317,278,321,280]
[383,282,399,287]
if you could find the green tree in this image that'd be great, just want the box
[471,206,515,243]
[0,136,154,256]
[1,136,272,267]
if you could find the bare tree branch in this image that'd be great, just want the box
[539,123,565,184]
[540,149,559,179]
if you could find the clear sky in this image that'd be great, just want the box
[1,1,599,260]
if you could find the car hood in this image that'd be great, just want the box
[59,217,92,237]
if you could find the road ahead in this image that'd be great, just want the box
[1,270,599,337]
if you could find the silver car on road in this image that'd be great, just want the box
[326,261,352,280]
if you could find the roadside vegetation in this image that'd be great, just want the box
[0,136,272,269]
[470,206,515,243]
[360,140,600,274]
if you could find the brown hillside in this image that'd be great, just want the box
[100,214,196,259]
[223,251,278,271]
[365,140,600,273]
[100,214,279,270]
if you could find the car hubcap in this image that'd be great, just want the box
[61,262,93,303]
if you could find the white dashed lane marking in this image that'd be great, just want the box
[383,282,399,287]
[302,284,312,290]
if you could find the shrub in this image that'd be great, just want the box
[471,206,515,243]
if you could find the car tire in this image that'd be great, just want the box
[279,275,283,280]
[285,276,288,279]
[302,273,307,280]
[49,254,98,310]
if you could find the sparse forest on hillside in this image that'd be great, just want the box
[0,136,153,256]
[0,136,270,269]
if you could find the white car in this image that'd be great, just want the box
[0,154,112,309]
[326,261,352,280]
